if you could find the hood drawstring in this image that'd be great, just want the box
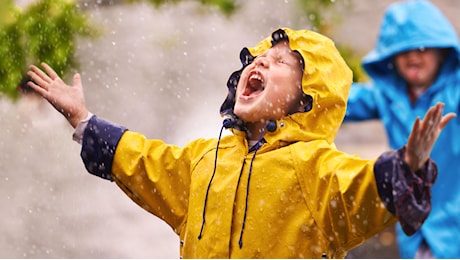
[238,129,265,248]
[198,118,235,240]
[198,119,275,249]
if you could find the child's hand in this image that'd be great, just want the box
[405,102,456,171]
[27,63,89,128]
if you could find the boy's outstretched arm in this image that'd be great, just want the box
[27,63,89,128]
[405,102,456,172]
[372,103,455,235]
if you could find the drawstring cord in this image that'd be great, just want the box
[198,118,272,248]
[238,129,265,248]
[198,119,233,240]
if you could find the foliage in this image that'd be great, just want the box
[298,0,341,33]
[126,0,238,16]
[1,0,366,100]
[199,0,238,16]
[0,0,240,100]
[0,0,26,99]
[0,0,96,100]
[297,0,368,82]
[337,45,368,83]
[137,0,367,81]
[23,0,96,76]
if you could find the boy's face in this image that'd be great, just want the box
[233,41,304,123]
[394,48,443,88]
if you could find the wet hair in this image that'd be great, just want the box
[17,75,36,95]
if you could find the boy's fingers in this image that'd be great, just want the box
[27,81,48,97]
[426,105,442,135]
[73,73,81,87]
[30,65,52,84]
[41,62,60,80]
[27,71,49,91]
[409,117,421,145]
[439,113,456,129]
[420,104,442,137]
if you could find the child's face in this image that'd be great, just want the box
[233,41,304,123]
[394,48,443,88]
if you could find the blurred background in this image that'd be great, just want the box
[1,0,459,258]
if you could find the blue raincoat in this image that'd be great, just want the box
[344,0,460,258]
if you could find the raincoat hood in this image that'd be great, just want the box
[362,0,460,79]
[220,28,353,144]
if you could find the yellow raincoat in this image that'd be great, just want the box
[108,28,397,258]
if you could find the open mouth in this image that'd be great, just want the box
[405,64,422,79]
[242,72,265,97]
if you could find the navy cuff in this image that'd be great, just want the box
[374,147,437,235]
[80,115,127,181]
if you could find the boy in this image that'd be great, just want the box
[27,28,454,258]
[344,0,460,258]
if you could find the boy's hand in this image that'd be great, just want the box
[405,102,456,171]
[27,63,89,128]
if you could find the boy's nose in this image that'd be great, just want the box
[402,48,425,58]
[254,56,269,68]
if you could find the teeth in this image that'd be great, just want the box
[250,74,263,82]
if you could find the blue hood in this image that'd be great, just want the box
[362,0,460,80]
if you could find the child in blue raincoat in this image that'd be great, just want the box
[344,0,460,258]
[28,28,454,258]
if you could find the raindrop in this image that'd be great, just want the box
[330,200,337,208]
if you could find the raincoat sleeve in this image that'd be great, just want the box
[294,141,395,251]
[293,140,436,251]
[81,115,127,181]
[344,82,380,121]
[79,115,208,233]
[373,147,437,235]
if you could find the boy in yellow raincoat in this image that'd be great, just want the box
[27,28,455,258]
